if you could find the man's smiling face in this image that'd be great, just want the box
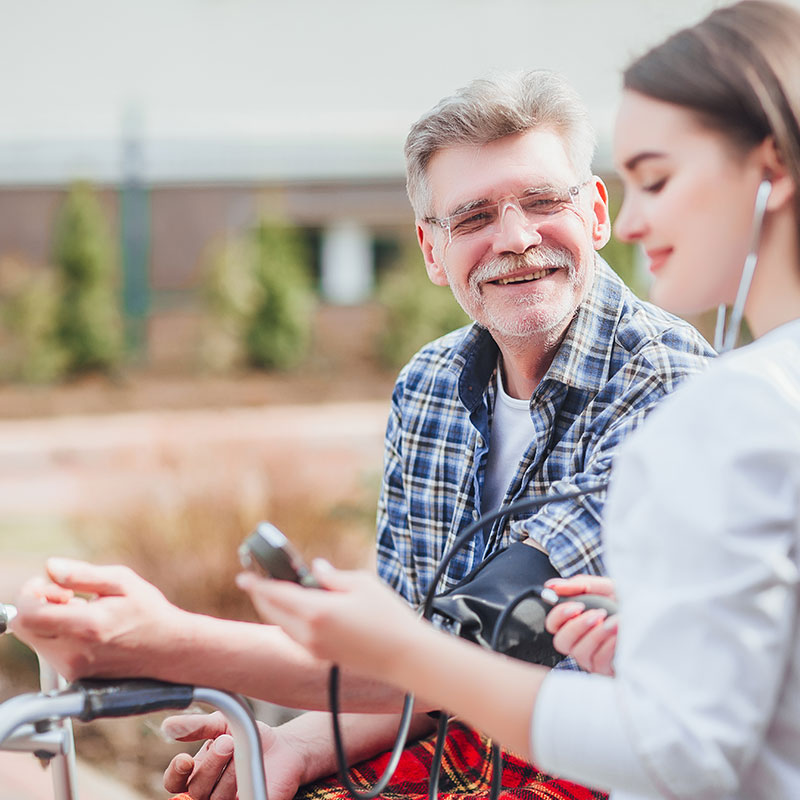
[418,128,610,348]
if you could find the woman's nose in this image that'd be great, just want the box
[613,196,647,244]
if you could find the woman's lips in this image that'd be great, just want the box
[646,247,672,273]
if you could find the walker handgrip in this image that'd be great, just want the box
[70,679,194,722]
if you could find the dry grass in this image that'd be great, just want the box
[1,446,380,796]
[75,463,378,621]
[74,460,377,793]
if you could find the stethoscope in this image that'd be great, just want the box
[714,178,773,353]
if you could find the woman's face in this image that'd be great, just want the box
[613,90,766,316]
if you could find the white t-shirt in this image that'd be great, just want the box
[532,318,800,799]
[481,365,536,517]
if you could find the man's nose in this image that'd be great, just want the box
[492,202,542,254]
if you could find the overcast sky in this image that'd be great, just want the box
[2,0,793,181]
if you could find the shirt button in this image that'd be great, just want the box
[472,510,480,521]
[476,435,484,448]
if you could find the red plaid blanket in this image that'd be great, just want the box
[173,720,606,800]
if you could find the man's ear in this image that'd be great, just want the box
[417,222,449,286]
[757,136,796,212]
[590,176,612,250]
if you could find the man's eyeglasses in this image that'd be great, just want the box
[424,180,591,245]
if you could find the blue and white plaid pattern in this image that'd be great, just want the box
[376,259,715,606]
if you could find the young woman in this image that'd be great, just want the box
[236,2,800,797]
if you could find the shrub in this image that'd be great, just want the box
[203,220,315,371]
[246,221,315,369]
[52,181,124,374]
[0,256,68,382]
[376,240,469,368]
[201,237,254,371]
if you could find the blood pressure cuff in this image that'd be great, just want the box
[430,541,564,667]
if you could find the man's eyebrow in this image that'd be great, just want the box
[623,151,667,171]
[447,197,491,217]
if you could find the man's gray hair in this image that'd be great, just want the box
[404,70,596,219]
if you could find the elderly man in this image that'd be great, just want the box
[13,70,713,800]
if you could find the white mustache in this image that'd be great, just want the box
[469,245,577,292]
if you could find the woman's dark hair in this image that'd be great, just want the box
[624,0,800,222]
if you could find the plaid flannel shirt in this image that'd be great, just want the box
[376,259,715,606]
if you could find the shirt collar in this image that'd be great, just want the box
[454,256,625,406]
[543,256,625,393]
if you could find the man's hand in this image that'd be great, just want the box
[11,557,186,680]
[544,575,618,676]
[162,707,434,800]
[163,712,307,800]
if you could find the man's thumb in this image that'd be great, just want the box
[161,712,227,741]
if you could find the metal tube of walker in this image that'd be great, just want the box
[194,687,269,800]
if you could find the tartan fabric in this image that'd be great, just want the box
[376,258,714,606]
[167,723,606,800]
[295,720,607,800]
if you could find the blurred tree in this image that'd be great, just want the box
[376,239,469,368]
[203,219,315,371]
[247,220,315,369]
[0,257,67,382]
[52,181,124,374]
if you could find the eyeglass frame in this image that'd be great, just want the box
[423,178,594,245]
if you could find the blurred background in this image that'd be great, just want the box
[0,0,777,796]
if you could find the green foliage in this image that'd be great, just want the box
[0,257,68,382]
[203,219,315,371]
[246,222,315,369]
[376,240,469,368]
[52,181,123,374]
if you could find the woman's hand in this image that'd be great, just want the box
[544,575,618,676]
[236,561,419,680]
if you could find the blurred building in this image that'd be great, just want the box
[0,0,767,363]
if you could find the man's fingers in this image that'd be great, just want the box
[12,593,92,639]
[186,734,235,799]
[208,748,238,800]
[46,558,133,595]
[15,575,73,604]
[163,753,195,794]
[162,711,229,742]
[38,583,75,604]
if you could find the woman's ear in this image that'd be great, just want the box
[417,222,449,286]
[758,137,796,211]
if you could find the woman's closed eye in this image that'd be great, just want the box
[642,177,667,194]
